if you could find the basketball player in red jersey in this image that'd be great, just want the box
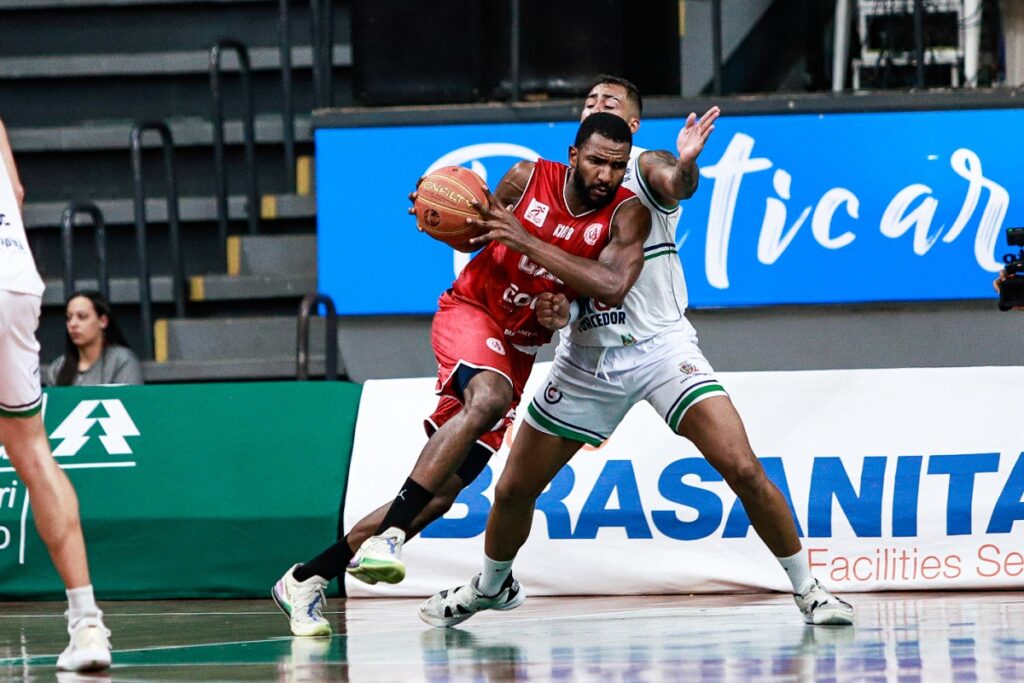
[273,112,651,636]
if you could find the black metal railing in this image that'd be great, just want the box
[278,0,296,192]
[309,0,333,108]
[296,293,338,381]
[60,202,109,302]
[210,39,260,249]
[130,121,185,358]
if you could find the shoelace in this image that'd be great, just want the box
[293,582,326,619]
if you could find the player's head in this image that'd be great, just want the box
[581,75,642,134]
[568,112,632,210]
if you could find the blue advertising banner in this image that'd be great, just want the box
[317,109,1023,314]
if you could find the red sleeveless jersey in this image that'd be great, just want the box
[449,158,637,348]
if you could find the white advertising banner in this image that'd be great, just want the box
[344,365,1024,597]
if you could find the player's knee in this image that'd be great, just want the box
[724,459,768,498]
[493,476,537,510]
[462,383,512,432]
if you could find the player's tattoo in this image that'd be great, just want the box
[645,149,699,201]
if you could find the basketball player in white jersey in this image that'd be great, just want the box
[0,119,112,670]
[420,76,853,627]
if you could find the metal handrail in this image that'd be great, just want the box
[310,0,333,108]
[60,202,109,302]
[278,0,296,192]
[296,293,338,381]
[210,39,260,248]
[130,121,185,359]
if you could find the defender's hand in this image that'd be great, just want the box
[536,292,571,330]
[467,188,535,252]
[677,106,720,166]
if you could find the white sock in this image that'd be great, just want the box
[476,554,514,596]
[66,585,101,624]
[777,550,815,595]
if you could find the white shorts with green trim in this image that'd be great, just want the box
[525,318,728,446]
[0,290,43,418]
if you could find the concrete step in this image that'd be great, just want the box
[24,193,314,230]
[42,275,175,306]
[190,273,317,301]
[142,357,335,383]
[227,234,315,276]
[154,315,439,383]
[2,0,275,9]
[158,316,325,361]
[43,272,313,306]
[0,45,351,79]
[9,115,313,152]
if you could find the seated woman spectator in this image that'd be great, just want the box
[46,291,143,386]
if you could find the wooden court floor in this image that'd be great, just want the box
[0,591,1022,682]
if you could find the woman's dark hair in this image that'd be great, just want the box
[55,290,132,386]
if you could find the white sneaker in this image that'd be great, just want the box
[56,614,111,672]
[272,564,332,637]
[419,573,526,628]
[794,579,854,625]
[346,527,406,585]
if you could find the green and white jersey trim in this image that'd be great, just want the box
[565,146,690,348]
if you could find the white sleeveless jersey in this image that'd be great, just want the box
[565,146,688,347]
[0,159,44,297]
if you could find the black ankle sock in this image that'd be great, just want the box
[293,536,355,582]
[375,477,434,535]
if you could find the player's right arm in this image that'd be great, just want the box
[0,118,25,210]
[470,190,651,307]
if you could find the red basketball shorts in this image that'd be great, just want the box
[425,292,537,453]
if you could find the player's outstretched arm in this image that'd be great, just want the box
[0,118,25,210]
[639,105,720,206]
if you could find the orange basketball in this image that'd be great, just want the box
[414,166,489,250]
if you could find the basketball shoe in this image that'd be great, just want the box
[346,527,406,585]
[794,579,854,625]
[418,573,525,628]
[272,564,332,636]
[56,614,111,672]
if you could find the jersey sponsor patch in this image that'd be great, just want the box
[486,337,506,355]
[543,383,563,404]
[523,198,550,228]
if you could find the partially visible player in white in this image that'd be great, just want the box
[0,118,112,671]
[420,76,853,628]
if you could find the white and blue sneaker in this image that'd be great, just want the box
[794,579,854,625]
[419,573,526,628]
[272,564,332,637]
[347,527,406,585]
[56,614,111,672]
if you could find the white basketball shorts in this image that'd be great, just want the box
[0,290,43,417]
[525,318,728,446]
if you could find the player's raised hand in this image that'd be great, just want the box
[467,188,535,252]
[536,292,571,330]
[677,106,720,166]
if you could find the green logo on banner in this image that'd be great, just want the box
[50,399,140,458]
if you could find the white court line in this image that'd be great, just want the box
[0,634,299,664]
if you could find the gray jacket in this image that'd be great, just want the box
[46,345,144,386]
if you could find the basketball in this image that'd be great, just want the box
[414,166,489,249]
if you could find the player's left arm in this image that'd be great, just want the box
[639,105,719,206]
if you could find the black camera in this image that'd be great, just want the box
[998,227,1024,311]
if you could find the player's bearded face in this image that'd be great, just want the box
[572,167,615,210]
[571,139,629,210]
